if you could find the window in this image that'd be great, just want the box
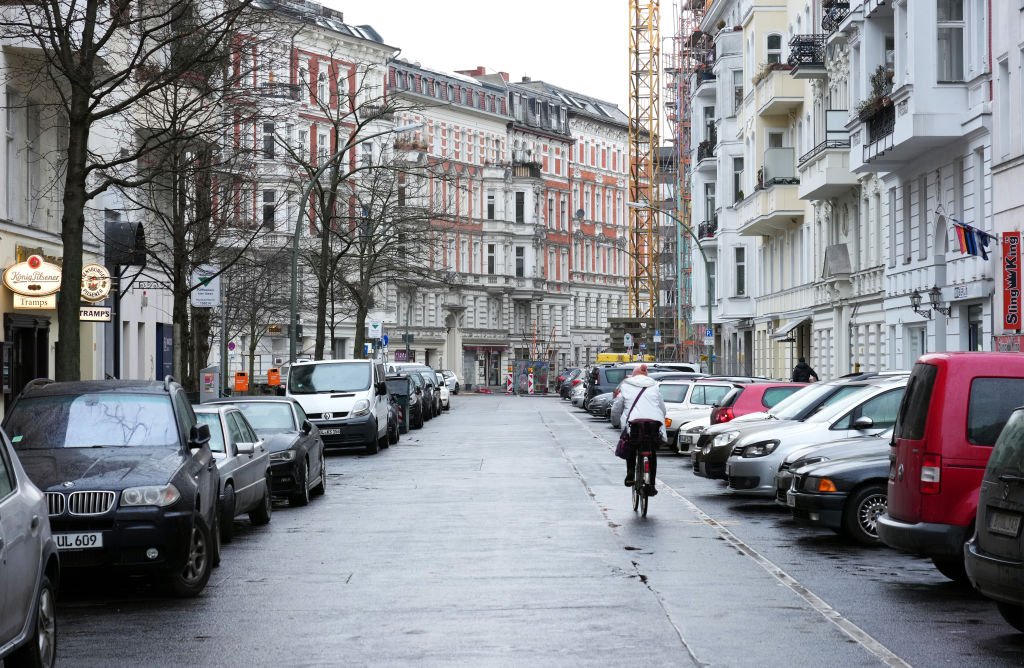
[732,70,744,113]
[515,191,525,223]
[768,131,784,148]
[317,73,327,103]
[761,386,801,408]
[893,363,936,440]
[298,129,308,159]
[487,191,495,219]
[707,260,716,304]
[766,34,782,64]
[735,247,746,296]
[262,122,275,159]
[262,190,275,229]
[0,436,14,498]
[515,246,525,277]
[733,157,744,202]
[967,378,1024,445]
[832,389,904,430]
[937,0,964,82]
[487,244,495,274]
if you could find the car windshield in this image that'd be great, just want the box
[769,383,865,420]
[231,402,296,433]
[195,413,226,453]
[659,383,691,403]
[987,410,1024,472]
[805,385,878,423]
[6,394,179,449]
[289,363,370,394]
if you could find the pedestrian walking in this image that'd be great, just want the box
[791,357,818,383]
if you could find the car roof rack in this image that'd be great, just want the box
[23,378,54,392]
[163,375,176,392]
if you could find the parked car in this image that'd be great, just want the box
[692,374,900,479]
[571,382,587,408]
[724,375,906,496]
[432,370,451,411]
[387,394,401,444]
[405,372,428,428]
[5,378,220,597]
[439,369,460,394]
[386,374,419,433]
[556,367,579,396]
[287,359,391,454]
[194,405,272,542]
[879,352,1024,582]
[676,417,711,455]
[787,453,891,545]
[561,368,586,400]
[966,406,1024,632]
[710,382,807,425]
[388,364,442,417]
[661,380,739,449]
[775,429,893,505]
[209,397,326,507]
[586,365,631,408]
[588,392,615,419]
[0,426,59,668]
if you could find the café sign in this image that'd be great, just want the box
[80,264,112,303]
[4,255,61,297]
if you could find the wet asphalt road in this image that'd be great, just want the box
[56,395,1024,667]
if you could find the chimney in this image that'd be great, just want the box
[455,66,487,77]
[499,71,509,82]
[521,76,531,83]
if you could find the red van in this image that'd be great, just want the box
[877,352,1024,581]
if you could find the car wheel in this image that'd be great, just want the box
[931,555,969,583]
[168,516,213,597]
[454,383,459,394]
[389,420,400,444]
[219,484,236,544]
[311,456,327,496]
[6,575,57,668]
[249,478,272,526]
[997,602,1024,632]
[290,460,311,506]
[414,409,424,429]
[842,484,886,546]
[378,427,389,451]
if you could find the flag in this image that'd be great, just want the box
[951,219,996,259]
[954,223,968,254]
[976,228,992,260]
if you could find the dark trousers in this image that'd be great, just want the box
[625,421,660,484]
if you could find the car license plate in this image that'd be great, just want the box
[55,532,103,550]
[989,510,1022,537]
[786,491,796,508]
[319,428,341,436]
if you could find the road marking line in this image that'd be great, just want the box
[565,407,912,668]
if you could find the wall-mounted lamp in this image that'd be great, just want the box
[929,286,951,317]
[909,290,932,320]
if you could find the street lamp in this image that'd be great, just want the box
[289,122,423,364]
[626,200,714,373]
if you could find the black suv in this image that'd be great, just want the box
[4,378,220,597]
[585,365,631,408]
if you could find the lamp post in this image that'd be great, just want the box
[626,201,714,373]
[289,122,423,364]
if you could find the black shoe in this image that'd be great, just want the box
[646,485,658,496]
[624,477,635,487]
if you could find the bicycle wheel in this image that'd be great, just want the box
[640,454,650,518]
[631,452,641,511]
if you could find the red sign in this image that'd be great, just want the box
[393,350,415,363]
[1004,233,1022,330]
[995,335,1023,353]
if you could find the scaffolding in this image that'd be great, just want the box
[628,0,660,320]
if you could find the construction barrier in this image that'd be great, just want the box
[527,372,535,395]
[505,371,513,394]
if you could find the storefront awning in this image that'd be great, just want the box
[771,316,810,340]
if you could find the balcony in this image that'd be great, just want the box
[851,84,969,173]
[753,66,802,117]
[821,1,850,33]
[787,35,826,79]
[798,110,856,200]
[694,69,717,95]
[739,148,803,237]
[259,82,300,100]
[697,135,716,162]
[698,219,718,239]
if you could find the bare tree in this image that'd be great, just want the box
[221,247,288,381]
[0,0,259,380]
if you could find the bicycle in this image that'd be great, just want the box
[629,420,661,517]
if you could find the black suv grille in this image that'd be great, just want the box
[45,492,64,517]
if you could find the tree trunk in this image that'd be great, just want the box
[54,107,91,381]
[188,148,215,392]
[353,303,367,359]
[314,223,329,358]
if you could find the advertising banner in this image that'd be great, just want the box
[1003,232,1021,331]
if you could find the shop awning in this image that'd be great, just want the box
[771,316,810,340]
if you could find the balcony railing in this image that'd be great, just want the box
[698,219,718,239]
[864,103,895,144]
[798,138,851,166]
[822,0,850,33]
[259,82,300,100]
[696,69,717,86]
[697,138,716,161]
[787,34,826,68]
[758,147,799,188]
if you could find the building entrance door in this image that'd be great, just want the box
[3,314,50,409]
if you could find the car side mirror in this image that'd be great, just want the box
[302,420,313,435]
[189,423,211,449]
[852,416,874,430]
[236,441,255,455]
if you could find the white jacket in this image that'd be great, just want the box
[612,375,667,425]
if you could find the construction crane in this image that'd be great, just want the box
[628,0,660,320]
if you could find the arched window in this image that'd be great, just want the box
[767,34,783,64]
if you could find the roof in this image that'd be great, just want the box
[255,0,389,47]
[514,80,628,126]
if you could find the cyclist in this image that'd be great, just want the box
[612,364,667,494]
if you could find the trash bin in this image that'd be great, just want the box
[234,372,249,394]
[386,374,411,434]
[267,368,281,387]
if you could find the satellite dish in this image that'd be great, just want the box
[574,209,586,220]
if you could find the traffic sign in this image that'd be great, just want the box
[368,321,383,339]
[624,333,634,347]
[705,327,714,338]
[382,334,389,347]
[639,343,647,350]
[653,334,662,343]
[190,265,220,308]
[703,336,714,346]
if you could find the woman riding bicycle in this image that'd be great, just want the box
[612,364,667,494]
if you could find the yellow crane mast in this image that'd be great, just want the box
[628,0,660,319]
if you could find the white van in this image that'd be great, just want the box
[285,359,390,454]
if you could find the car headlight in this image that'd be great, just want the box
[803,476,839,493]
[713,431,741,447]
[741,440,781,458]
[271,450,297,462]
[794,456,827,469]
[687,425,706,434]
[121,484,180,508]
[350,399,371,417]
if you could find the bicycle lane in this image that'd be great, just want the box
[551,403,909,668]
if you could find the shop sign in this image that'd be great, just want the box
[80,264,112,302]
[13,294,56,310]
[995,335,1022,353]
[4,255,62,297]
[1003,232,1021,331]
[80,306,112,322]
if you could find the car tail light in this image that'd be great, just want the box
[921,453,941,494]
[711,407,735,424]
[572,379,582,386]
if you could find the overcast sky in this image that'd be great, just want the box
[334,1,631,110]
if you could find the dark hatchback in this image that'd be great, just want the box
[4,379,220,597]
[586,365,630,408]
[209,397,325,507]
[386,375,421,432]
[787,454,891,545]
[966,407,1024,633]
